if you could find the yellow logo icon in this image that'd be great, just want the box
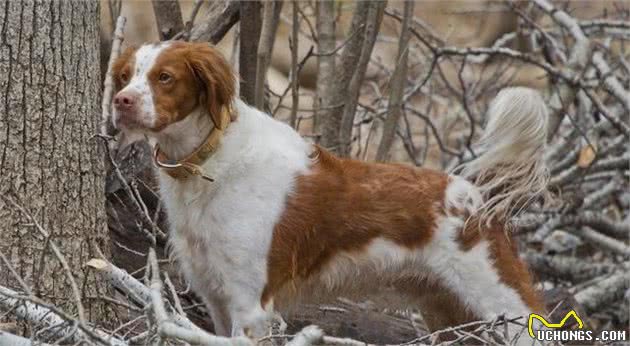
[528,310,584,338]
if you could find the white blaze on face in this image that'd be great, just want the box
[119,42,171,128]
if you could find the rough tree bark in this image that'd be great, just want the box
[239,0,262,105]
[375,0,412,162]
[152,0,184,41]
[255,0,282,110]
[189,0,240,44]
[314,0,336,140]
[339,1,386,157]
[0,0,112,321]
[319,1,370,154]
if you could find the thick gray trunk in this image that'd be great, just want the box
[0,0,112,321]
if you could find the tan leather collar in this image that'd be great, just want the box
[153,106,234,181]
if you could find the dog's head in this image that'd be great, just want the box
[111,42,235,137]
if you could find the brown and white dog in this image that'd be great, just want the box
[112,41,549,343]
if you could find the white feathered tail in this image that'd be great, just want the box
[456,87,552,226]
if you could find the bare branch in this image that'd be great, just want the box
[551,153,630,187]
[532,0,590,141]
[101,16,126,144]
[188,0,240,44]
[4,196,87,324]
[574,269,630,313]
[146,249,252,345]
[0,285,125,346]
[572,227,630,257]
[285,325,323,346]
[181,0,205,41]
[86,258,201,333]
[592,50,630,113]
[525,252,615,282]
[0,330,53,346]
[94,135,167,245]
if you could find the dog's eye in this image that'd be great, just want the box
[159,72,172,84]
[120,72,129,84]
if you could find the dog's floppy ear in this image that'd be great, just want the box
[112,46,138,92]
[185,43,236,130]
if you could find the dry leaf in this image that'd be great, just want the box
[577,145,596,168]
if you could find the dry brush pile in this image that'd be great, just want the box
[1,0,628,345]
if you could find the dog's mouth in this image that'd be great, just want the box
[112,112,152,149]
[113,111,142,130]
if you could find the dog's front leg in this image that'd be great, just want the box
[227,285,272,338]
[203,294,232,337]
[216,245,274,339]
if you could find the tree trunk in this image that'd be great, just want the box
[314,0,335,143]
[0,0,112,322]
[319,1,369,154]
[375,0,412,162]
[151,0,184,41]
[239,0,262,105]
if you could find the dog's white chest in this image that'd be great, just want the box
[160,178,230,293]
[159,162,304,298]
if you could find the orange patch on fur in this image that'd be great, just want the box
[262,146,449,307]
[112,46,137,91]
[149,42,236,131]
[263,147,543,318]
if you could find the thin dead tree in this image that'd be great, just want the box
[318,1,371,153]
[375,0,413,162]
[255,0,283,110]
[239,0,262,105]
[151,0,185,40]
[338,1,387,157]
[314,0,336,140]
[289,0,300,128]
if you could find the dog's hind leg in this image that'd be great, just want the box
[413,203,544,344]
[407,176,545,344]
[409,279,475,330]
